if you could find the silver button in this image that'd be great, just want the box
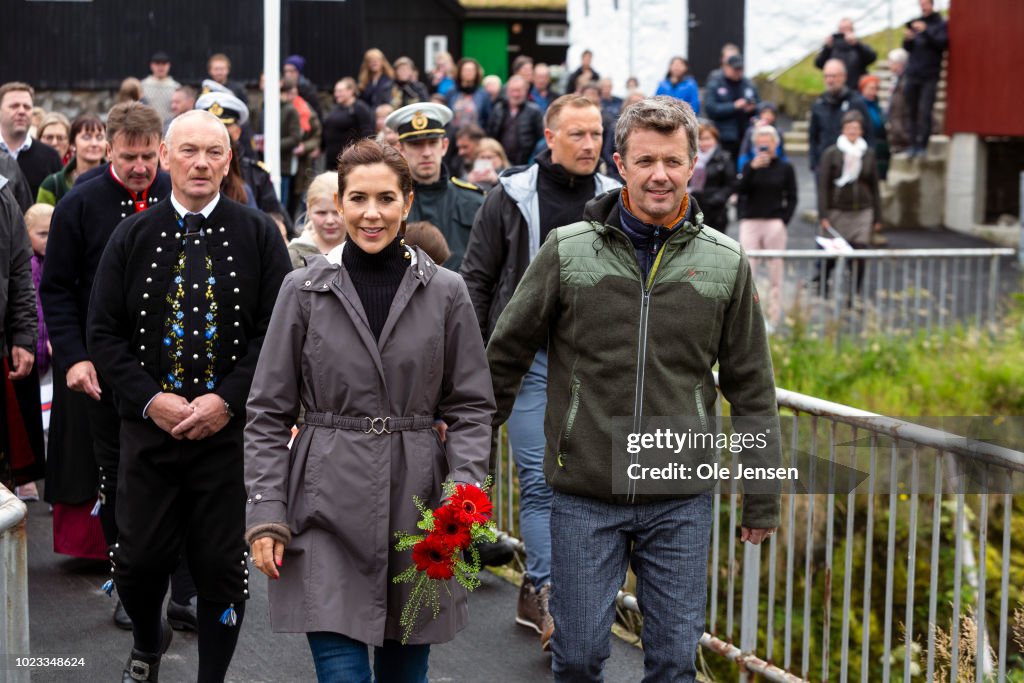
[140,361,145,366]
[139,328,145,333]
[223,241,229,247]
[227,256,233,262]
[234,339,239,345]
[233,288,239,293]
[151,263,157,269]
[230,272,236,277]
[234,321,240,327]
[156,247,162,253]
[193,354,199,360]
[243,579,248,584]
[231,355,237,361]
[175,233,181,239]
[146,277,152,283]
[246,498,252,504]
[322,283,328,289]
[161,232,166,238]
[193,330,199,336]
[220,227,225,233]
[193,378,199,384]
[304,280,311,286]
[234,305,240,311]
[193,306,199,312]
[193,283,199,289]
[140,345,145,351]
[255,494,262,500]
[143,293,149,299]
[194,240,200,245]
[121,213,126,218]
[141,311,146,316]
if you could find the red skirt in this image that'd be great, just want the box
[52,500,107,560]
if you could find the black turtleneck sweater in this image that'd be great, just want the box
[342,236,408,341]
[535,150,597,245]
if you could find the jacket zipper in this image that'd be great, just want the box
[557,377,581,467]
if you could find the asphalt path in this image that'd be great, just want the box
[22,495,645,683]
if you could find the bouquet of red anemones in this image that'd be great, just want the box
[392,479,498,643]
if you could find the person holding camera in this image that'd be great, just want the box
[814,18,878,90]
[902,0,948,157]
[737,126,797,331]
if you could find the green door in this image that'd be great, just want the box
[462,21,509,81]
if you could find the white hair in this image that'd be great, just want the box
[165,109,230,148]
[752,125,779,147]
[888,48,909,65]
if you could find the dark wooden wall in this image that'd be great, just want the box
[1,0,463,92]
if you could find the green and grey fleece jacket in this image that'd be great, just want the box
[486,189,781,528]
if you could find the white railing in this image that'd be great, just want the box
[0,484,29,683]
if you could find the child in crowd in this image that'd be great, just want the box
[13,204,52,502]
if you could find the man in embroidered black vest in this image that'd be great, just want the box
[88,110,291,683]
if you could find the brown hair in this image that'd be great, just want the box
[698,122,720,142]
[615,95,699,161]
[0,82,34,106]
[208,53,231,70]
[544,94,599,130]
[455,58,484,88]
[475,138,509,170]
[105,101,163,146]
[221,152,248,204]
[69,114,105,144]
[404,221,450,265]
[117,77,143,104]
[336,138,413,198]
[358,48,396,93]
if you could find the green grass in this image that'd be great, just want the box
[770,295,1024,416]
[773,26,912,96]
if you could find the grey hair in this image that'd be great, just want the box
[751,125,780,147]
[888,48,909,65]
[614,95,699,161]
[165,109,230,148]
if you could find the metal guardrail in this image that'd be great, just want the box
[491,380,1024,682]
[0,484,30,683]
[744,248,1016,342]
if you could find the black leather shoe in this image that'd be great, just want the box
[166,596,198,631]
[121,622,172,682]
[477,537,516,567]
[113,600,133,630]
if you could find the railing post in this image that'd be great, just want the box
[738,541,761,682]
[0,485,30,683]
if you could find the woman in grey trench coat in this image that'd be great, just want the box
[244,139,495,682]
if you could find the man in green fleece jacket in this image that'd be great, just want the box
[487,96,781,681]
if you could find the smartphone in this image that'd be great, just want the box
[833,32,845,41]
[473,158,493,172]
[757,145,770,154]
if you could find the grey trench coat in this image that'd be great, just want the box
[244,243,495,646]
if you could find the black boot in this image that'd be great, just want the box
[113,600,133,630]
[122,622,172,682]
[166,596,198,631]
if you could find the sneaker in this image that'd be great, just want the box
[15,483,39,501]
[516,578,554,649]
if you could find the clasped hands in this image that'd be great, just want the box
[148,392,230,440]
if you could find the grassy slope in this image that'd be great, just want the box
[773,26,909,96]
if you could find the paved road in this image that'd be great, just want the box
[22,495,644,683]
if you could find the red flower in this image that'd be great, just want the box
[449,484,493,525]
[411,533,456,580]
[433,505,472,550]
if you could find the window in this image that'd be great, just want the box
[537,23,570,46]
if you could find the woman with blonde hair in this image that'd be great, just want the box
[358,48,396,109]
[287,171,345,268]
[37,113,72,164]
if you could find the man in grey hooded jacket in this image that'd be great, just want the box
[459,93,620,650]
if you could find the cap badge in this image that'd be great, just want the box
[411,112,428,130]
[210,102,225,118]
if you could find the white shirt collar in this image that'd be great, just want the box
[0,135,31,159]
[170,192,221,220]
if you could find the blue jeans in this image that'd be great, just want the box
[306,632,429,683]
[548,491,713,682]
[506,349,552,587]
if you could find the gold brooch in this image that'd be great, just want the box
[411,112,428,130]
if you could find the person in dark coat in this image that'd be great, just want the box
[737,126,798,329]
[902,0,948,156]
[206,54,248,104]
[486,76,545,167]
[88,110,291,683]
[323,77,374,168]
[0,82,63,197]
[808,59,874,174]
[703,55,759,162]
[0,150,33,212]
[814,17,878,90]
[358,48,396,109]
[0,171,38,491]
[39,102,178,630]
[565,49,600,94]
[391,57,431,108]
[283,54,322,122]
[688,122,735,235]
[245,138,494,681]
[389,103,485,271]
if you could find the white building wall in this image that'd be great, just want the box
[566,0,687,97]
[567,1,949,95]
